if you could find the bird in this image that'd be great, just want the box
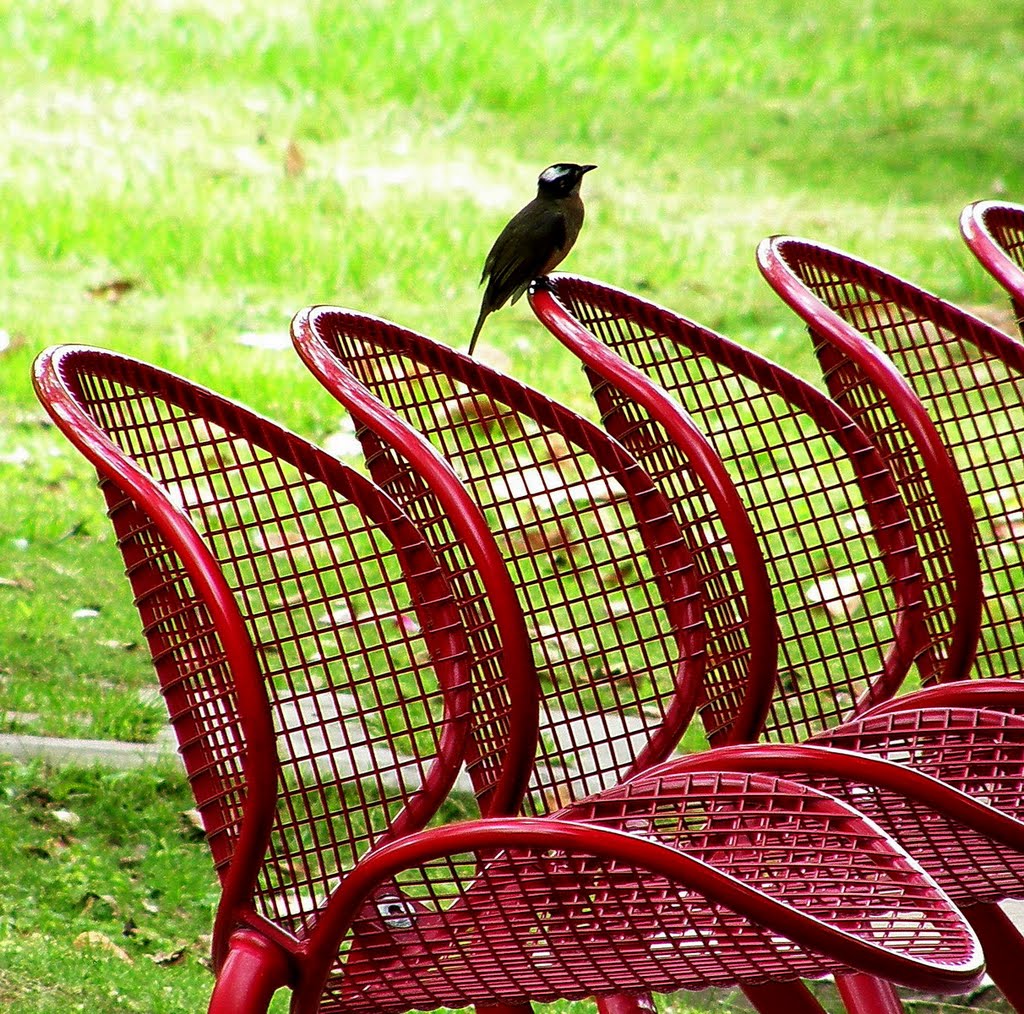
[468,162,596,355]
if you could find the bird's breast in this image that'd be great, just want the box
[540,193,585,274]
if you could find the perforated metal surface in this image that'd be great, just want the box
[534,275,932,741]
[810,707,1024,904]
[763,237,1024,682]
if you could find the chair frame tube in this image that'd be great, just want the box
[756,237,983,685]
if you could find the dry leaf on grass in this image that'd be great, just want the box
[804,573,864,618]
[146,946,188,967]
[85,278,138,303]
[284,140,306,178]
[74,931,133,963]
[543,782,574,811]
[439,391,502,427]
[80,892,120,919]
[97,638,139,651]
[179,808,206,841]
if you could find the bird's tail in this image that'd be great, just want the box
[468,306,489,357]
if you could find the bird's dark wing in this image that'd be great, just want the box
[481,201,567,311]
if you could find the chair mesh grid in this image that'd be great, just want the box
[984,206,1024,269]
[550,277,930,741]
[316,770,977,1013]
[311,313,709,815]
[776,242,1024,680]
[807,706,1024,903]
[44,347,987,1009]
[973,203,1024,327]
[59,351,470,938]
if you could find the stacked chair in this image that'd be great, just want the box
[35,197,1024,1014]
[34,345,984,1014]
[757,229,1024,1005]
[528,273,1024,1011]
[292,306,1024,1014]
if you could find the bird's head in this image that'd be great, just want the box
[536,163,597,198]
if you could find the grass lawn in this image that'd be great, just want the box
[1,0,1023,1010]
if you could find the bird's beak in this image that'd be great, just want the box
[581,164,598,174]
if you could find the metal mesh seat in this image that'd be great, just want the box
[531,273,1024,1009]
[294,307,773,817]
[759,236,1024,683]
[757,236,1024,1008]
[961,199,1024,331]
[36,344,985,1012]
[313,770,978,1014]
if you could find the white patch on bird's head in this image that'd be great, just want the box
[539,164,575,186]
[536,162,596,197]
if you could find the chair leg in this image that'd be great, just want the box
[596,993,657,1014]
[835,974,904,1014]
[742,981,830,1014]
[964,902,1024,1012]
[208,929,293,1014]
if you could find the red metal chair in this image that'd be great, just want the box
[759,236,1024,687]
[961,199,1024,332]
[529,273,1024,1009]
[757,236,1024,1005]
[293,308,1016,1013]
[35,345,986,1014]
[294,307,777,808]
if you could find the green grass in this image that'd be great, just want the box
[0,759,227,1012]
[2,0,1024,1009]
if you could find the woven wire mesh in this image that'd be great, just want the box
[57,350,471,937]
[776,241,1024,681]
[311,313,707,816]
[317,770,976,1013]
[809,707,1024,903]
[551,277,930,741]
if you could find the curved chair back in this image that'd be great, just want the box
[34,345,473,966]
[761,235,1024,681]
[294,308,779,814]
[35,345,990,1014]
[961,199,1024,330]
[532,275,937,742]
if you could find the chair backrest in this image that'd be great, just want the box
[759,235,1024,681]
[34,345,473,960]
[531,275,937,744]
[294,307,777,815]
[961,199,1024,329]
